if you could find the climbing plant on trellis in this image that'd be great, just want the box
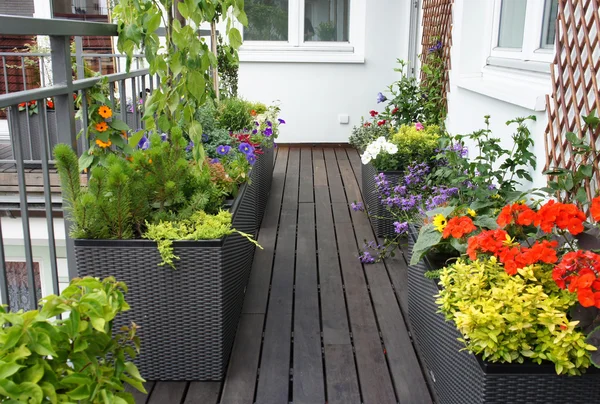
[420,0,453,116]
[545,0,600,203]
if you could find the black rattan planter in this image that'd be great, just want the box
[74,183,256,381]
[361,163,402,238]
[406,226,600,404]
[248,146,273,230]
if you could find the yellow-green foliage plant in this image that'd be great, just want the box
[0,277,145,403]
[371,123,440,172]
[437,257,597,375]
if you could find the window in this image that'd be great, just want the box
[239,0,365,63]
[490,0,558,65]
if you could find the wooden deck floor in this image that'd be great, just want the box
[129,146,432,403]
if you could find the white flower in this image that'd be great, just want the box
[374,136,387,145]
[383,142,398,154]
[361,151,373,164]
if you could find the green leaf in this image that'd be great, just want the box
[67,384,91,400]
[147,12,162,34]
[576,187,588,204]
[473,215,498,229]
[2,326,23,350]
[449,237,466,254]
[19,361,44,383]
[124,362,145,382]
[73,337,89,353]
[583,110,600,129]
[587,325,600,368]
[30,331,57,356]
[565,176,574,191]
[0,362,23,379]
[581,164,593,178]
[187,71,206,102]
[410,224,443,266]
[177,2,189,18]
[229,28,243,49]
[127,130,145,149]
[566,132,581,144]
[90,316,106,332]
[109,119,130,132]
[157,115,171,132]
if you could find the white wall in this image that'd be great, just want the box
[445,0,552,190]
[237,0,412,144]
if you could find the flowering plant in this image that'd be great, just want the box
[248,104,284,148]
[376,60,424,126]
[360,136,398,165]
[348,115,390,151]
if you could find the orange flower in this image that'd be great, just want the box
[95,122,109,132]
[497,203,536,227]
[442,216,477,239]
[98,105,113,119]
[18,102,26,108]
[148,159,153,164]
[46,99,54,109]
[95,138,112,148]
[578,288,596,307]
[250,109,257,116]
[591,196,600,222]
[535,200,586,235]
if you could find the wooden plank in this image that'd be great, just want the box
[323,148,346,202]
[324,345,361,404]
[298,147,314,203]
[338,158,432,403]
[293,202,325,404]
[242,146,289,315]
[183,382,221,404]
[254,148,300,404]
[314,153,350,346]
[125,381,155,404]
[312,148,327,187]
[346,148,362,183]
[220,314,264,404]
[146,382,187,404]
[385,248,410,315]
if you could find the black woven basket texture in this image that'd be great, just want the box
[406,229,600,403]
[361,163,401,238]
[75,186,256,381]
[254,146,274,228]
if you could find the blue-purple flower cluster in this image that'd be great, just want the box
[424,186,459,211]
[394,221,408,235]
[351,202,364,212]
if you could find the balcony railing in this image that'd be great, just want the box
[0,15,213,311]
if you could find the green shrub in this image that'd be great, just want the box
[437,257,595,375]
[0,277,145,403]
[371,123,440,171]
[349,119,389,151]
[216,98,253,131]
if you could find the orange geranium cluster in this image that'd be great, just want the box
[553,250,600,308]
[497,201,586,235]
[591,196,600,222]
[467,229,558,275]
[442,216,477,239]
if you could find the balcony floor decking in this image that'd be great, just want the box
[132,146,432,404]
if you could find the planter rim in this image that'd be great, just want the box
[74,180,249,246]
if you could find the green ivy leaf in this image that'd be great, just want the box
[109,119,130,132]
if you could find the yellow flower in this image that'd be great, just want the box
[98,105,113,119]
[432,214,447,233]
[95,122,109,132]
[467,208,477,217]
[95,138,112,148]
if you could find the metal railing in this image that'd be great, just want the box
[0,16,164,311]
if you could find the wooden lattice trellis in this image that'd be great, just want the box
[545,0,600,201]
[420,0,453,111]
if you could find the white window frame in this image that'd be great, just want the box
[489,0,555,65]
[238,0,366,63]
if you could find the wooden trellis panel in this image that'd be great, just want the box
[545,0,600,200]
[420,0,453,110]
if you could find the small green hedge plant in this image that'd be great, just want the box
[216,98,254,132]
[0,277,145,403]
[437,257,595,375]
[349,118,389,151]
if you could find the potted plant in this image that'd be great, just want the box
[0,277,146,403]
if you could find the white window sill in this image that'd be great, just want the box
[456,65,551,111]
[239,44,364,63]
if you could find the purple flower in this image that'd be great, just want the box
[263,127,273,137]
[216,145,231,155]
[252,129,258,134]
[278,118,286,124]
[246,153,256,165]
[160,133,168,142]
[376,92,387,103]
[394,221,408,235]
[202,133,209,142]
[351,202,364,212]
[266,121,272,127]
[239,142,254,155]
[185,141,194,152]
[255,121,260,126]
[210,158,220,164]
[429,41,443,53]
[137,136,149,150]
[359,251,376,264]
[374,173,391,198]
[488,184,497,190]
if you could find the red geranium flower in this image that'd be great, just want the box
[364,122,372,127]
[442,216,477,239]
[377,120,386,126]
[591,196,600,222]
[369,110,378,117]
[391,107,399,115]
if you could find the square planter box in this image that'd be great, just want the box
[253,145,274,227]
[75,182,257,381]
[406,226,600,404]
[13,110,141,163]
[361,162,402,238]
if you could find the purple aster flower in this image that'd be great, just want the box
[246,153,256,165]
[202,133,209,142]
[394,221,408,235]
[216,145,231,155]
[185,141,194,152]
[239,142,254,155]
[278,118,286,124]
[263,127,273,137]
[376,92,387,103]
[137,136,149,150]
[210,158,220,164]
[351,202,364,212]
[359,251,375,264]
[160,133,168,142]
